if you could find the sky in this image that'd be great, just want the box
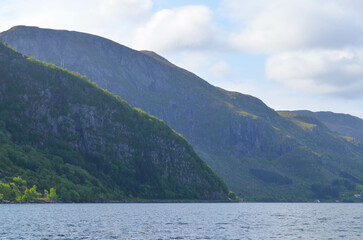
[1,0,363,118]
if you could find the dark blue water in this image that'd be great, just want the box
[0,203,362,239]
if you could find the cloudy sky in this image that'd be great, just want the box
[1,0,363,118]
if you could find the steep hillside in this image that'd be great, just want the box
[284,110,363,143]
[0,43,230,202]
[2,26,363,201]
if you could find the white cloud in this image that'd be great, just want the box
[266,49,363,97]
[220,0,270,23]
[211,61,232,80]
[227,0,363,53]
[174,52,211,72]
[0,0,153,44]
[221,0,363,102]
[133,5,215,52]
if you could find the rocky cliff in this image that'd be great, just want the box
[0,42,229,201]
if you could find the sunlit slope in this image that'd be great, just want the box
[285,110,363,143]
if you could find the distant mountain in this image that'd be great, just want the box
[0,42,230,202]
[2,26,363,202]
[282,110,363,143]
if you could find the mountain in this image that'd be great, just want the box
[2,26,363,202]
[0,42,230,202]
[282,110,363,143]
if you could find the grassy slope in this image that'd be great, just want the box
[285,110,363,142]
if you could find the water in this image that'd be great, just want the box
[0,203,362,239]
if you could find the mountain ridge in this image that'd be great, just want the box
[2,26,363,201]
[281,110,363,143]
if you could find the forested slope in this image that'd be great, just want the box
[0,43,229,202]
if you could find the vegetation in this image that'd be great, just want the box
[0,176,57,202]
[287,110,363,143]
[0,43,229,202]
[250,169,293,185]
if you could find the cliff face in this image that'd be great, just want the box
[2,26,363,201]
[0,43,229,201]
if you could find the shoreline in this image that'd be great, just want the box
[2,200,363,204]
[0,199,242,204]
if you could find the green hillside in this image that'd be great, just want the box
[2,26,363,202]
[0,43,230,202]
[284,110,363,143]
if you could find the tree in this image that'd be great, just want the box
[22,185,42,201]
[0,183,13,200]
[0,182,23,201]
[13,176,26,186]
[48,188,58,201]
[44,189,49,199]
[0,177,58,202]
[10,183,22,201]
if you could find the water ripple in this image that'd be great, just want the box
[1,203,362,239]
